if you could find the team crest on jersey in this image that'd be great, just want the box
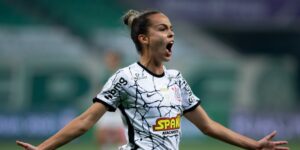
[170,85,181,102]
[153,114,180,132]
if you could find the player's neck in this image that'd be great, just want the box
[139,57,164,76]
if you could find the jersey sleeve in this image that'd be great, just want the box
[93,69,129,112]
[177,72,201,113]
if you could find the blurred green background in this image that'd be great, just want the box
[0,0,299,149]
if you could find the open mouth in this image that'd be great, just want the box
[166,41,174,52]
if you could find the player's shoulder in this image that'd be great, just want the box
[114,62,139,79]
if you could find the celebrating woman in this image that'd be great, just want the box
[17,9,289,150]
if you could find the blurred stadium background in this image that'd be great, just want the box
[0,0,299,149]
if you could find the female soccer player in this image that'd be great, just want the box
[16,10,289,150]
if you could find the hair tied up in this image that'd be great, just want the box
[123,9,140,28]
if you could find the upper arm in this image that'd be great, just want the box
[77,102,108,128]
[94,69,129,112]
[184,105,213,134]
[175,72,200,112]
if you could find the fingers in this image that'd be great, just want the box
[16,140,37,150]
[273,141,288,145]
[16,141,29,148]
[265,130,277,140]
[273,140,289,150]
[275,146,289,150]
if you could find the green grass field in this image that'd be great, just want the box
[5,139,299,150]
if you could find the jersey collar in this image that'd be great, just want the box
[137,62,165,78]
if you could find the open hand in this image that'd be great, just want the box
[258,131,289,150]
[16,141,37,150]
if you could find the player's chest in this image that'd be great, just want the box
[127,77,182,106]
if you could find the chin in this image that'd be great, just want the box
[163,57,172,62]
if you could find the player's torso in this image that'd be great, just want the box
[120,64,183,150]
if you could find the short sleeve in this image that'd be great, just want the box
[93,69,129,112]
[176,72,201,114]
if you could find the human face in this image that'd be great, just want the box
[143,13,175,63]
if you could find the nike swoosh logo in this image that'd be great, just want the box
[147,93,155,97]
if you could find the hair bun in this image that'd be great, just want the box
[123,9,140,28]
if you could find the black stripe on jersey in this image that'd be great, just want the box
[183,101,201,114]
[137,62,165,78]
[119,105,140,150]
[93,97,116,112]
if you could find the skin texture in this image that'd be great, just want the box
[16,12,289,150]
[139,13,174,75]
[184,106,289,150]
[17,103,107,150]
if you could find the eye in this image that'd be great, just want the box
[158,27,167,31]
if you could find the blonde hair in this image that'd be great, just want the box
[123,9,140,29]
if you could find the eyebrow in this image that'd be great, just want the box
[155,24,173,29]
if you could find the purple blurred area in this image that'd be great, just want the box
[146,0,300,28]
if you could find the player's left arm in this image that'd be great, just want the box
[184,105,289,150]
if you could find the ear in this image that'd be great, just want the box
[138,34,149,45]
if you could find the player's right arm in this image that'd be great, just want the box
[16,102,108,150]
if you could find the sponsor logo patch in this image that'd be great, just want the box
[104,77,127,99]
[153,114,180,131]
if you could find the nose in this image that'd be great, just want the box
[168,30,174,38]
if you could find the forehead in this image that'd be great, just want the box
[148,13,172,26]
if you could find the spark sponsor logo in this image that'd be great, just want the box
[104,77,127,99]
[153,114,180,131]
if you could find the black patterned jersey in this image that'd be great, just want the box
[93,62,200,150]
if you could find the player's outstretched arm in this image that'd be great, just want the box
[184,106,289,150]
[16,102,108,150]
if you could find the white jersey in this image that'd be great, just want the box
[94,62,200,150]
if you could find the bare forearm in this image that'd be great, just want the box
[37,117,90,150]
[185,106,288,150]
[15,103,107,150]
[205,121,260,150]
[37,103,107,150]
